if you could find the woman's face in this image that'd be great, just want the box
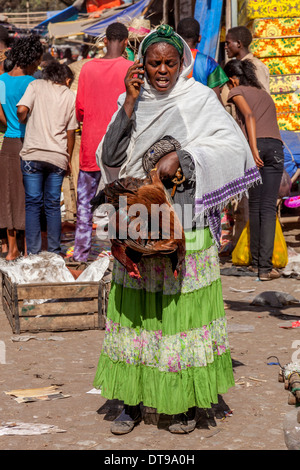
[144,42,183,93]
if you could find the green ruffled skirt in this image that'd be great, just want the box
[93,228,235,415]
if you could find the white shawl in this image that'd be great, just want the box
[96,31,261,226]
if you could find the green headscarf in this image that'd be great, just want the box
[141,24,184,57]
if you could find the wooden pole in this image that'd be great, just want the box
[225,0,232,63]
[226,0,232,32]
[142,0,156,15]
[174,0,180,29]
[163,0,169,24]
[26,1,30,28]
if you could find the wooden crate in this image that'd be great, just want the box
[1,273,111,334]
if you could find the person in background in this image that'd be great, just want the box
[60,47,74,66]
[224,59,283,281]
[0,25,11,256]
[222,26,270,252]
[34,51,57,78]
[77,44,90,61]
[225,26,270,93]
[71,22,133,264]
[0,25,10,75]
[68,50,92,198]
[0,34,43,261]
[17,62,77,255]
[177,17,228,102]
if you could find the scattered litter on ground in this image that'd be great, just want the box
[220,266,257,277]
[282,251,300,279]
[5,385,70,403]
[235,376,266,386]
[278,320,300,329]
[227,323,254,333]
[86,388,102,395]
[11,335,64,342]
[0,252,110,285]
[0,422,66,436]
[229,287,256,293]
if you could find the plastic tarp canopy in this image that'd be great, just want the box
[281,130,300,179]
[194,0,223,60]
[83,0,151,37]
[48,17,101,39]
[32,1,86,35]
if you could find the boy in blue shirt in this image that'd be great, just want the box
[177,17,228,102]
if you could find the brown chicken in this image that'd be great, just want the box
[95,169,186,279]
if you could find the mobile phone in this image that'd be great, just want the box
[138,58,144,80]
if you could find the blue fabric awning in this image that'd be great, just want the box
[32,1,86,36]
[83,0,151,37]
[194,0,223,60]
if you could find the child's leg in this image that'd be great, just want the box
[6,228,20,261]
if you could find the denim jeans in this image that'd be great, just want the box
[248,138,284,274]
[21,160,66,254]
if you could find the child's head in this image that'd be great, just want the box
[223,59,262,89]
[42,62,74,87]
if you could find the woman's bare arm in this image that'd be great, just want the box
[231,94,264,168]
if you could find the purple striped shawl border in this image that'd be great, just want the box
[195,166,260,214]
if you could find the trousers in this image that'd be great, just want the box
[21,160,65,254]
[248,138,284,274]
[73,169,101,261]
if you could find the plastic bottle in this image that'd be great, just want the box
[283,408,300,450]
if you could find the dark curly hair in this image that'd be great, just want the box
[177,17,200,43]
[42,61,74,85]
[227,26,253,48]
[106,22,128,41]
[223,59,262,89]
[8,34,43,70]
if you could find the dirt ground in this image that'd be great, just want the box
[0,226,300,452]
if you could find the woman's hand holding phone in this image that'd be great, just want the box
[124,60,145,118]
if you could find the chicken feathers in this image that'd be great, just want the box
[103,170,185,279]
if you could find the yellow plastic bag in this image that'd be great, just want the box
[272,217,288,268]
[231,217,288,268]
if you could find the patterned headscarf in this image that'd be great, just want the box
[141,24,184,57]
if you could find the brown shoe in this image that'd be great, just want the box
[168,410,197,434]
[110,407,142,435]
[248,265,258,274]
[259,269,280,281]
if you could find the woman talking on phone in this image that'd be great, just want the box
[93,25,260,435]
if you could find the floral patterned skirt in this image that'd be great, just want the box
[93,228,235,415]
